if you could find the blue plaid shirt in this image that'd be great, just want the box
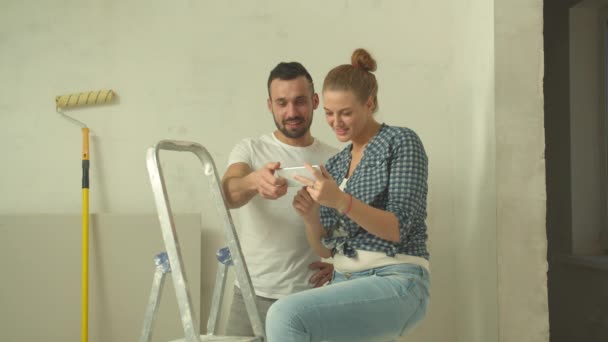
[320,124,429,260]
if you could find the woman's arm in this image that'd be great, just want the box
[293,188,332,258]
[303,217,332,259]
[335,193,400,242]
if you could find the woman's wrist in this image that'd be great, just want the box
[303,207,320,225]
[304,218,325,236]
[337,192,353,214]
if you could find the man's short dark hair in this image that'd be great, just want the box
[267,62,315,97]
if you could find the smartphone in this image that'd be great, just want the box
[275,165,321,187]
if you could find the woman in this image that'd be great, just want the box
[265,48,430,342]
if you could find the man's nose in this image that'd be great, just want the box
[285,102,296,116]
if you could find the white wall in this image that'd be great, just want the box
[0,1,492,216]
[0,0,548,341]
[495,0,549,341]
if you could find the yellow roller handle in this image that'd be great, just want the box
[81,188,89,342]
[82,127,90,161]
[56,90,114,109]
[81,127,90,342]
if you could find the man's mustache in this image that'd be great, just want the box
[283,117,304,124]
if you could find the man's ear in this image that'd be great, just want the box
[312,93,320,110]
[267,98,272,112]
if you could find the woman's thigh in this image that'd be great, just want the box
[267,265,429,342]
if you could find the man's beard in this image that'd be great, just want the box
[273,113,313,139]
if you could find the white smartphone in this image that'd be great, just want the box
[275,165,321,187]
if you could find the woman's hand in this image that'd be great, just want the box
[292,186,320,223]
[294,164,350,212]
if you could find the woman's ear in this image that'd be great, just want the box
[366,96,375,112]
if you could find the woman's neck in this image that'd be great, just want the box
[351,120,381,154]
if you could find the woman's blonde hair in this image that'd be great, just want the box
[322,48,379,112]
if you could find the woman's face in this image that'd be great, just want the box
[322,90,374,143]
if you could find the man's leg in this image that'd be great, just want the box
[225,286,276,336]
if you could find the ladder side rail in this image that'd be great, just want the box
[206,262,228,335]
[147,146,201,342]
[151,140,265,340]
[184,141,265,340]
[140,265,169,342]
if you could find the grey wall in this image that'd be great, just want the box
[545,0,608,341]
[0,214,208,342]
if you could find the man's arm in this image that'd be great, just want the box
[221,163,257,209]
[221,162,287,209]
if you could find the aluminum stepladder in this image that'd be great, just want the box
[140,140,265,342]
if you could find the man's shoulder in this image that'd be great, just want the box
[233,133,275,148]
[228,133,278,165]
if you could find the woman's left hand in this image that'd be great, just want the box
[293,187,320,223]
[294,164,350,211]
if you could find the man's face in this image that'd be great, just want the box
[267,76,319,139]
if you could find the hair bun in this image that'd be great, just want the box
[351,48,377,72]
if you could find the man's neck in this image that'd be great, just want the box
[273,131,314,147]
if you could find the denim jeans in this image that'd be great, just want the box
[265,263,430,342]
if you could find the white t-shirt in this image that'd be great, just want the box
[228,132,338,299]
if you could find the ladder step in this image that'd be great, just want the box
[216,246,233,266]
[168,336,263,342]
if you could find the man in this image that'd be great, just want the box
[221,62,338,336]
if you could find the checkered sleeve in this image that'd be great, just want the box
[384,131,428,243]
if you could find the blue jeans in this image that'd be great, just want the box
[266,263,430,342]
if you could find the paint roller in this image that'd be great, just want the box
[56,89,115,109]
[55,89,116,342]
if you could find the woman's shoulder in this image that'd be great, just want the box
[382,124,420,140]
[376,124,424,150]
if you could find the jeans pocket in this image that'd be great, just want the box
[398,294,428,337]
[385,271,428,302]
[396,278,429,337]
